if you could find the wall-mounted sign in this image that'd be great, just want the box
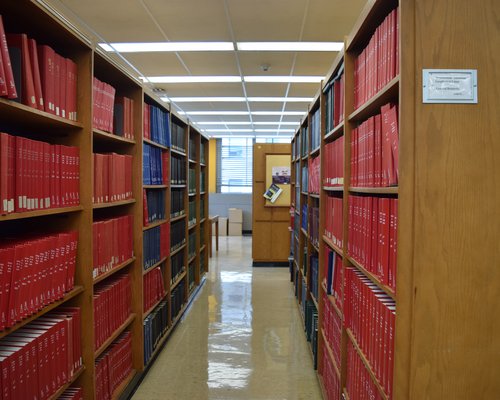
[423,69,477,103]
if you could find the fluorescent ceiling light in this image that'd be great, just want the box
[248,97,313,102]
[254,129,295,133]
[209,135,256,138]
[205,129,254,132]
[195,121,299,125]
[251,111,305,116]
[168,96,312,102]
[178,111,249,116]
[145,76,241,83]
[244,76,323,83]
[237,42,343,52]
[99,42,234,52]
[253,121,299,125]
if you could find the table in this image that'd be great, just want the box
[209,215,219,257]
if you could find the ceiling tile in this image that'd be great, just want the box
[179,53,240,76]
[238,52,295,76]
[122,53,187,76]
[244,83,288,97]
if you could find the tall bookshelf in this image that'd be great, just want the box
[291,0,500,399]
[0,2,209,399]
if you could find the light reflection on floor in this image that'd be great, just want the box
[132,236,322,400]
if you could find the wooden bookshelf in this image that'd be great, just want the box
[0,3,210,399]
[291,1,500,400]
[48,366,85,400]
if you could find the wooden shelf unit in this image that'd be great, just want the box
[0,3,210,399]
[290,1,500,399]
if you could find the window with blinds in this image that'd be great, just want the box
[216,138,253,193]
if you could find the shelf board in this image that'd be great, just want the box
[200,191,206,195]
[301,155,308,161]
[346,255,396,300]
[310,193,320,199]
[0,97,84,130]
[94,257,136,284]
[323,185,344,193]
[323,235,343,256]
[321,281,343,318]
[95,314,136,358]
[200,162,206,167]
[93,129,136,144]
[324,122,344,142]
[171,184,187,189]
[188,221,197,230]
[171,270,187,291]
[143,219,168,231]
[143,257,167,275]
[349,186,398,194]
[0,205,83,222]
[310,292,319,309]
[347,328,388,400]
[310,146,320,157]
[301,191,309,196]
[171,148,187,157]
[348,76,399,122]
[294,210,300,216]
[343,388,351,400]
[320,328,341,379]
[48,366,85,400]
[188,192,196,197]
[170,213,186,222]
[311,241,320,253]
[143,138,168,150]
[143,292,168,319]
[188,254,196,265]
[301,227,308,236]
[188,158,197,164]
[199,244,206,253]
[0,286,83,339]
[92,199,135,209]
[111,370,136,400]
[200,218,206,224]
[170,243,186,257]
[143,184,167,189]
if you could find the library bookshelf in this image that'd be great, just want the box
[290,0,500,399]
[0,1,210,399]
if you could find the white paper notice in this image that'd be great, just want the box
[423,69,478,103]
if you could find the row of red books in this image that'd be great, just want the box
[92,215,133,280]
[58,387,83,400]
[113,96,135,140]
[324,247,343,308]
[321,345,341,400]
[93,153,133,204]
[0,231,78,330]
[346,339,385,400]
[345,268,395,398]
[354,7,399,109]
[325,195,343,248]
[322,291,342,371]
[95,331,132,400]
[0,133,80,214]
[351,103,399,188]
[93,275,131,350]
[348,195,397,291]
[143,267,166,313]
[308,156,320,194]
[92,77,115,133]
[0,307,82,400]
[324,136,344,187]
[0,16,78,120]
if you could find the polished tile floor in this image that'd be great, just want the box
[132,236,322,400]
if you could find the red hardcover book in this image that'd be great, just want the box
[0,34,8,96]
[53,53,61,117]
[377,198,390,285]
[28,38,44,110]
[14,136,23,212]
[389,198,398,292]
[0,132,9,214]
[0,349,21,399]
[0,16,17,99]
[67,58,77,121]
[59,55,67,119]
[37,45,55,114]
[381,103,396,186]
[6,33,37,109]
[387,104,399,182]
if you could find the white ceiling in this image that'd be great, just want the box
[45,0,366,137]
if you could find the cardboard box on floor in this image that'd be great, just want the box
[228,208,243,223]
[228,222,242,236]
[219,217,228,236]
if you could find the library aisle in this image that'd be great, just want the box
[132,236,322,400]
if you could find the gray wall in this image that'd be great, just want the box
[209,193,252,231]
